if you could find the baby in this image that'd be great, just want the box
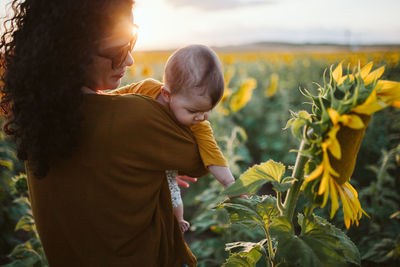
[113,45,235,232]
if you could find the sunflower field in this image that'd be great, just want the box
[1,48,400,266]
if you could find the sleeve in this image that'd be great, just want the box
[109,78,162,99]
[190,120,228,167]
[166,170,183,208]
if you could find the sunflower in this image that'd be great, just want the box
[304,62,400,228]
[264,73,279,98]
[229,78,257,112]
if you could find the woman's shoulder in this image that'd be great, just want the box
[106,79,162,95]
[82,93,174,123]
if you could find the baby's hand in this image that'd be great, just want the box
[176,175,197,188]
[179,219,190,233]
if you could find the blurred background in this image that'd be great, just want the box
[1,0,399,266]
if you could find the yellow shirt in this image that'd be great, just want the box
[26,93,208,266]
[113,78,228,167]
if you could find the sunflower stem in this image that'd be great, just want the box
[277,192,285,215]
[262,226,275,266]
[283,139,309,222]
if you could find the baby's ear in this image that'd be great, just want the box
[160,86,172,103]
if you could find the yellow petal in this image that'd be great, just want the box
[332,62,343,85]
[318,168,330,195]
[224,67,235,87]
[363,66,385,85]
[229,78,257,112]
[327,126,341,159]
[352,90,387,115]
[328,108,340,125]
[329,178,340,218]
[306,164,323,182]
[326,155,340,177]
[344,217,351,229]
[344,182,358,199]
[264,73,279,98]
[338,74,354,85]
[337,186,354,229]
[341,114,365,129]
[221,88,232,103]
[376,80,400,104]
[392,100,400,108]
[321,186,330,208]
[359,62,373,80]
[330,167,340,178]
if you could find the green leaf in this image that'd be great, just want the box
[15,215,36,232]
[13,197,31,207]
[218,195,279,230]
[291,118,306,139]
[6,243,41,266]
[281,177,297,183]
[223,160,285,196]
[269,214,361,266]
[283,118,294,130]
[270,177,296,193]
[361,238,395,262]
[269,216,321,266]
[269,216,294,238]
[270,181,292,192]
[218,201,264,229]
[299,214,361,266]
[0,159,13,170]
[298,110,312,121]
[223,242,264,267]
[225,239,267,252]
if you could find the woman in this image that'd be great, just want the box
[0,0,207,266]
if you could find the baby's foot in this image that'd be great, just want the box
[179,219,190,233]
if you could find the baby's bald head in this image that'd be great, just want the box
[163,45,224,107]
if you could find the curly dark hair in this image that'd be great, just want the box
[0,0,135,178]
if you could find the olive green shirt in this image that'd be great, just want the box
[26,93,208,266]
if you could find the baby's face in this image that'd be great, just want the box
[169,91,213,127]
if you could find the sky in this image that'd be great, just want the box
[1,0,400,50]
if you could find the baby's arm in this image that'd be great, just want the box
[207,165,235,189]
[166,170,190,233]
[173,204,190,233]
[190,121,235,188]
[107,78,162,98]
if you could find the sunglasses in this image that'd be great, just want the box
[97,24,138,69]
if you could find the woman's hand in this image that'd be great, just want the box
[176,175,197,188]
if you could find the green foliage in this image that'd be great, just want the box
[183,126,256,266]
[3,174,48,267]
[270,216,323,266]
[0,127,47,266]
[217,195,279,231]
[0,128,26,263]
[297,214,360,266]
[219,193,362,266]
[223,160,290,196]
[223,241,265,267]
[347,145,400,265]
